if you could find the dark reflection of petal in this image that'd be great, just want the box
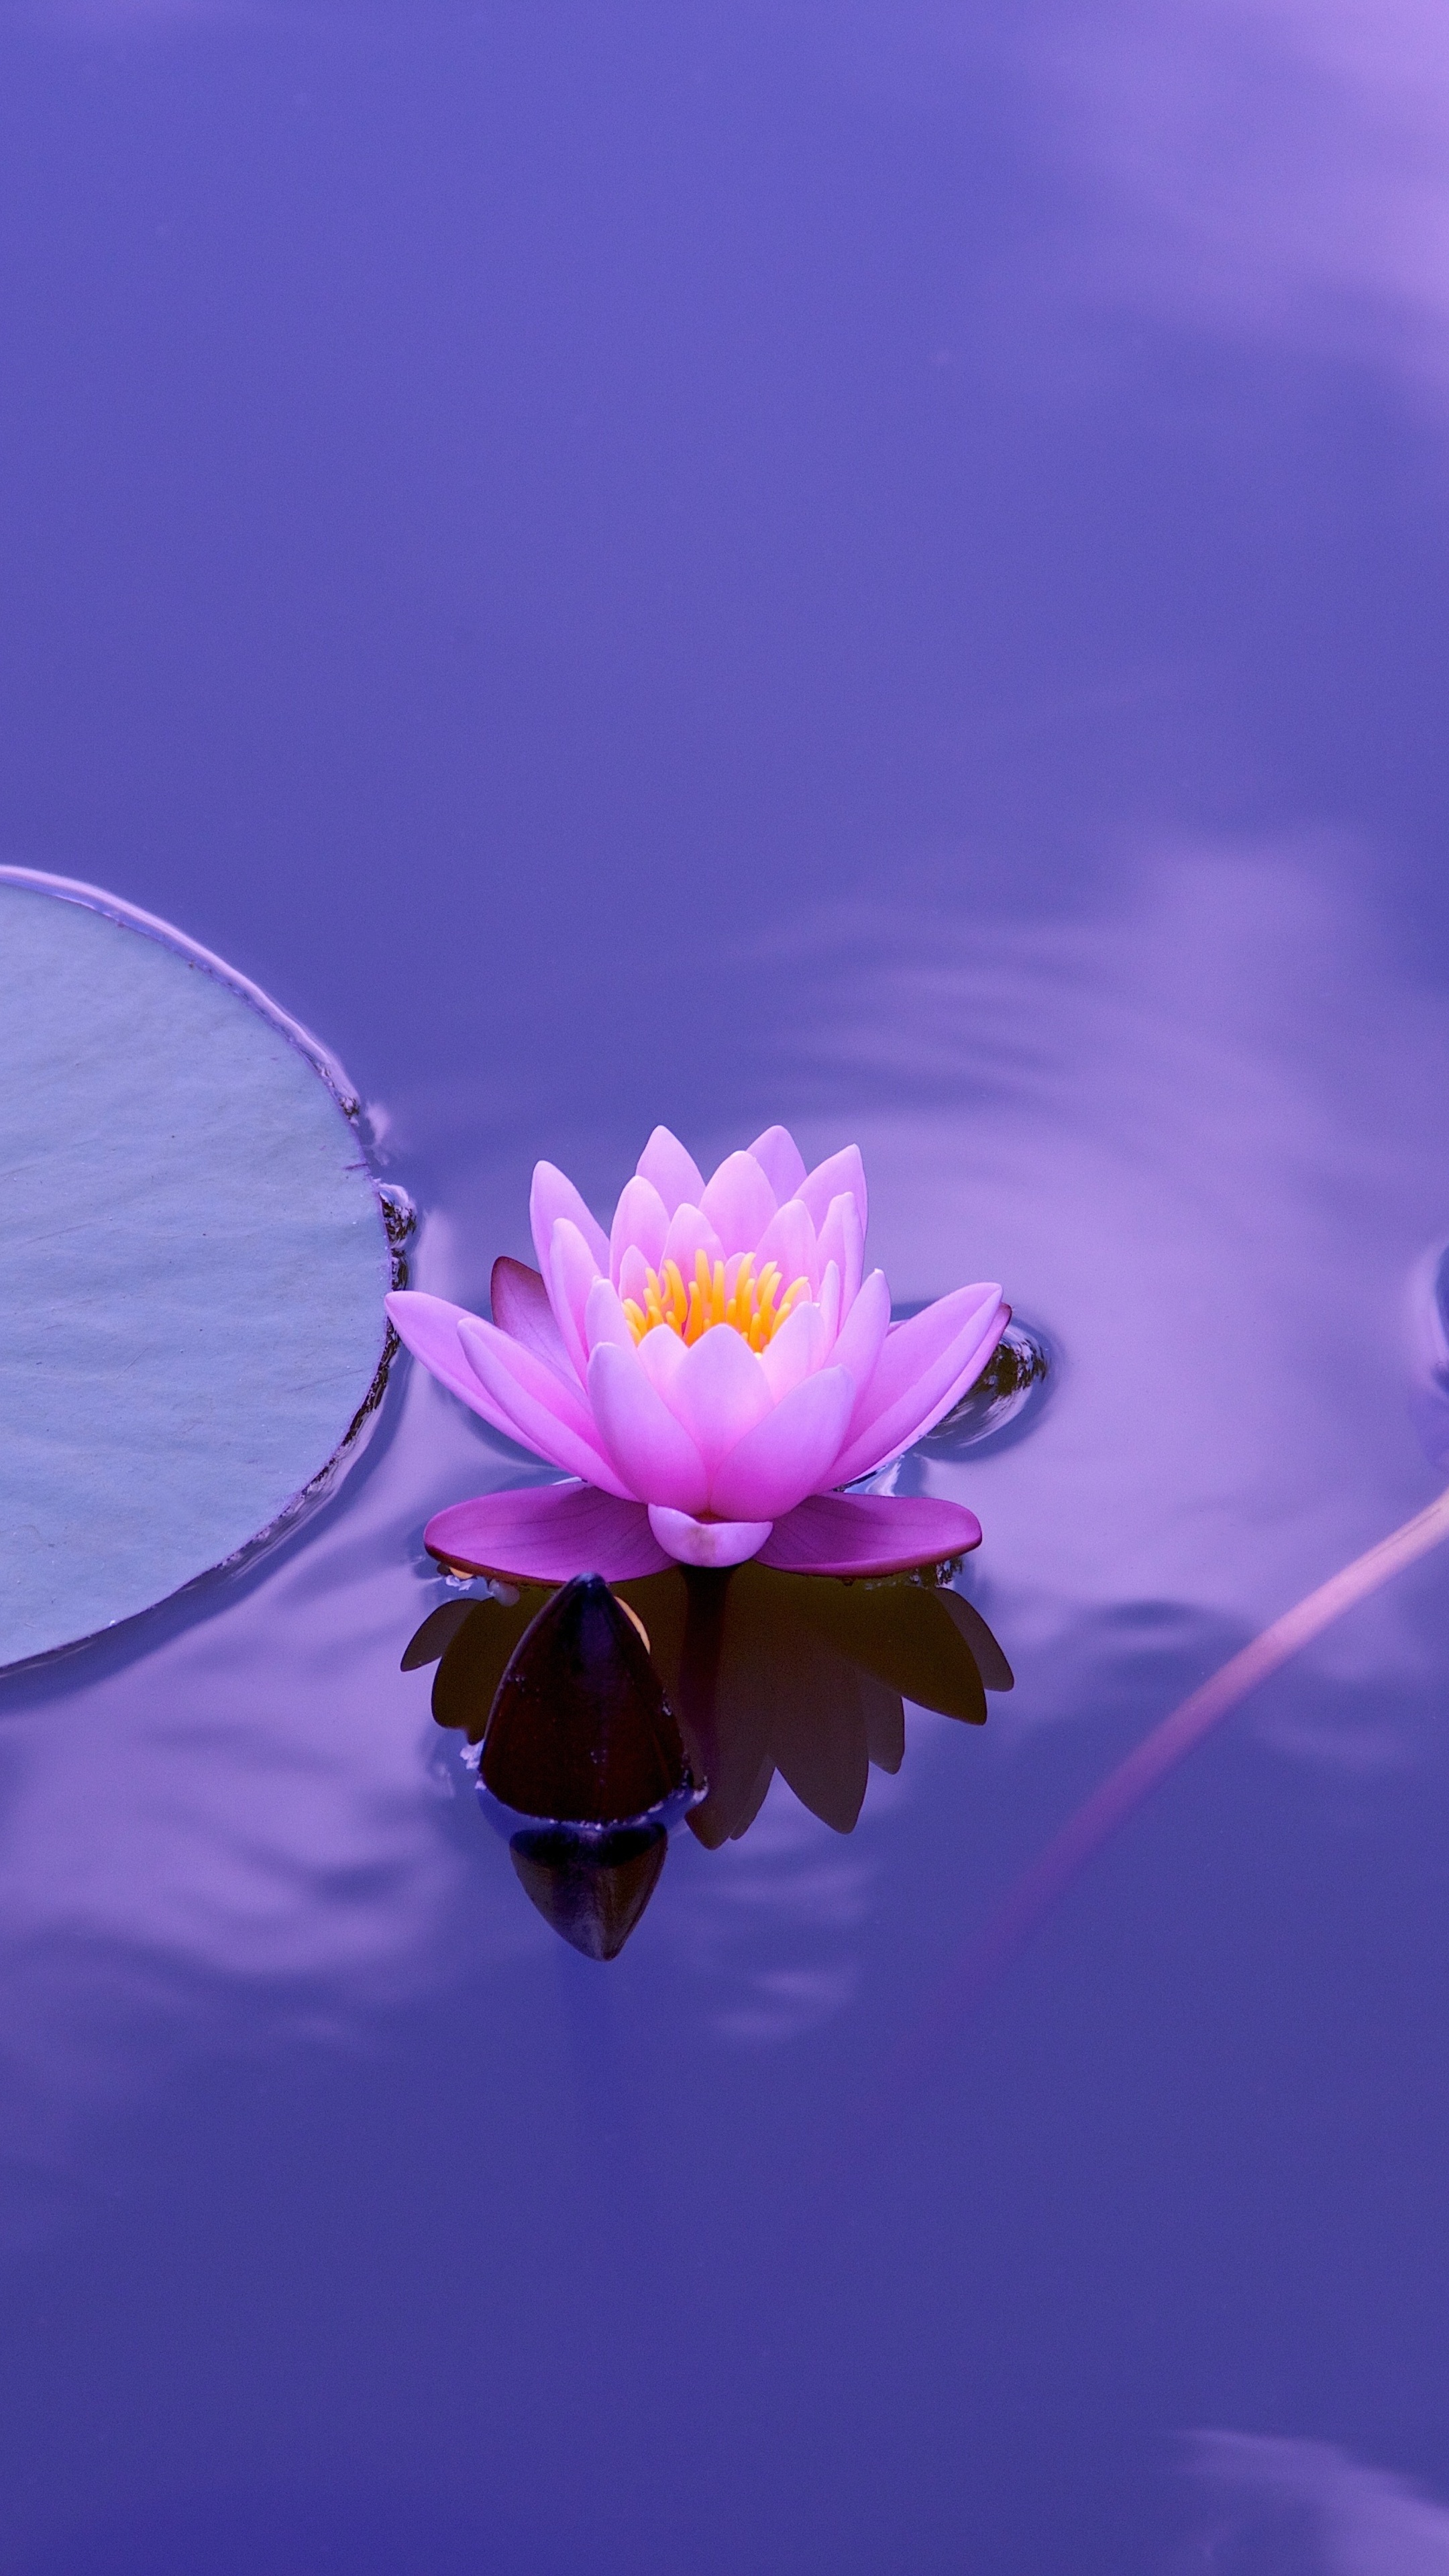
[398,1597,478,1672]
[863,1688,905,1776]
[785,1575,988,1725]
[481,1576,688,1826]
[772,1678,870,1834]
[427,1589,549,1737]
[939,1592,1015,1693]
[506,1823,668,1961]
[686,1568,877,1837]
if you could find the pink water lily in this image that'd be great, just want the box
[388,1124,1007,1582]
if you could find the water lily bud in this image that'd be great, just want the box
[480,1573,689,1825]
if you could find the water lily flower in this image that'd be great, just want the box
[387,1124,1006,1581]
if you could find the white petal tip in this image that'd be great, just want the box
[647,1506,773,1568]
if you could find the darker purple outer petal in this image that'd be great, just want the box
[490,1256,572,1379]
[758,1493,982,1576]
[424,1483,670,1583]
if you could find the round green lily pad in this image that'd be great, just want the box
[1,870,398,1672]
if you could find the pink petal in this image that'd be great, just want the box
[458,1315,635,1495]
[708,1366,855,1521]
[618,1243,651,1309]
[898,1298,1012,1449]
[700,1148,777,1254]
[759,1298,826,1401]
[753,1197,819,1294]
[748,1124,808,1201]
[798,1144,867,1241]
[608,1174,670,1285]
[584,1276,635,1353]
[489,1257,572,1382]
[664,1322,773,1472]
[816,1190,864,1318]
[759,1493,982,1576]
[817,1260,841,1344]
[530,1160,608,1277]
[646,1506,773,1568]
[545,1216,602,1383]
[587,1341,710,1513]
[425,1483,669,1583]
[386,1289,502,1422]
[828,1267,891,1391]
[661,1201,726,1279]
[826,1286,1006,1489]
[635,1323,688,1397]
[460,1311,602,1441]
[635,1124,705,1216]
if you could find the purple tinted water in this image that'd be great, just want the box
[5,5,1449,2568]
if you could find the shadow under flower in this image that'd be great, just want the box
[403,1561,1012,1957]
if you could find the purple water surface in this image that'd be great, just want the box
[4,4,1449,2569]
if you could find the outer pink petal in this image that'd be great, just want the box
[894,1298,1012,1450]
[798,1144,867,1241]
[587,1341,710,1513]
[584,1276,635,1354]
[635,1124,705,1216]
[608,1174,669,1285]
[759,1298,826,1401]
[753,1197,819,1293]
[748,1125,808,1201]
[828,1267,890,1391]
[386,1290,504,1423]
[425,1483,669,1583]
[661,1201,726,1279]
[816,1190,864,1318]
[663,1322,773,1472]
[489,1257,572,1382]
[826,1286,1006,1488]
[759,1493,981,1576]
[708,1366,855,1521]
[530,1160,608,1277]
[817,1260,841,1345]
[545,1216,602,1383]
[647,1506,773,1569]
[700,1149,777,1254]
[458,1315,635,1496]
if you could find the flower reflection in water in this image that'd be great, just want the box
[403,1562,1012,1958]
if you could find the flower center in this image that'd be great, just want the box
[623,1250,810,1350]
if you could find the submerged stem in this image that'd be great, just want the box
[882,1483,1449,2096]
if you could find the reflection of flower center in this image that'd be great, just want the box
[623,1250,811,1350]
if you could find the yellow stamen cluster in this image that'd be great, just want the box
[623,1250,810,1351]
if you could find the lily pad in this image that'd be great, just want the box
[0,870,398,1671]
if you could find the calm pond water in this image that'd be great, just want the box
[5,4,1449,2569]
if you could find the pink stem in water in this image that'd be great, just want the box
[883,1483,1449,2095]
